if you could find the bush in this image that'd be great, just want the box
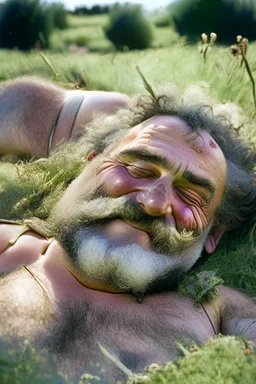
[0,0,53,50]
[50,2,68,30]
[171,0,256,44]
[133,336,256,384]
[105,4,153,50]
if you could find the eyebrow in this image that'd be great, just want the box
[119,148,172,169]
[118,148,216,202]
[182,170,216,201]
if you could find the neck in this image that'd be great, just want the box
[27,239,133,305]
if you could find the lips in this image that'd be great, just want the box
[103,219,151,249]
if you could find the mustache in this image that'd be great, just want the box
[70,192,199,254]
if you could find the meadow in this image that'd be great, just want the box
[1,13,256,117]
[0,12,256,384]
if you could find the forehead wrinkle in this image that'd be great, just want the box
[117,148,173,170]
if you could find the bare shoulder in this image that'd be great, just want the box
[68,89,130,126]
[213,286,256,337]
[218,285,256,311]
[0,77,65,157]
[82,90,130,107]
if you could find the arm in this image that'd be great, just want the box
[219,286,256,342]
[0,78,129,158]
[49,89,129,154]
[0,78,64,157]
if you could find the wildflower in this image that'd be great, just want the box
[201,33,208,44]
[231,35,248,57]
[200,32,217,63]
[210,32,217,43]
[230,35,256,112]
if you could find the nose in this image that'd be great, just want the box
[136,179,172,216]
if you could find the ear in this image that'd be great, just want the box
[87,150,98,161]
[204,226,226,254]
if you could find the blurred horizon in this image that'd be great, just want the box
[43,0,174,12]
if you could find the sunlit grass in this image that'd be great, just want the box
[67,13,108,28]
[1,41,256,119]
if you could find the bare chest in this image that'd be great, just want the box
[0,268,217,382]
[42,292,217,381]
[0,228,218,381]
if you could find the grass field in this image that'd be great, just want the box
[0,12,256,384]
[1,14,256,117]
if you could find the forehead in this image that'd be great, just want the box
[114,115,225,164]
[138,115,193,136]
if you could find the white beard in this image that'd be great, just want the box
[74,228,209,293]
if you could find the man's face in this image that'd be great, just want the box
[51,115,226,295]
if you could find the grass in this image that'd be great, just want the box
[0,13,256,384]
[131,336,256,384]
[1,43,256,124]
[67,14,108,28]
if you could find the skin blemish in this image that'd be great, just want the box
[209,139,217,148]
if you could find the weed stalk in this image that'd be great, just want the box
[200,32,217,63]
[231,36,256,113]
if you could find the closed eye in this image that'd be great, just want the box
[175,187,203,207]
[126,165,156,179]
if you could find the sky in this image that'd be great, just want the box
[44,0,173,12]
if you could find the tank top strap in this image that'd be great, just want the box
[47,92,85,156]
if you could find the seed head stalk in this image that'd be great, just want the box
[231,36,256,113]
[200,32,217,63]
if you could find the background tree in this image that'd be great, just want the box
[170,0,256,43]
[105,4,153,50]
[50,2,68,30]
[0,0,53,50]
[72,5,110,15]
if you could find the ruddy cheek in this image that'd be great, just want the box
[180,207,194,228]
[110,177,127,195]
[103,171,135,196]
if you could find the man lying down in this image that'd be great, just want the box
[0,77,256,382]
